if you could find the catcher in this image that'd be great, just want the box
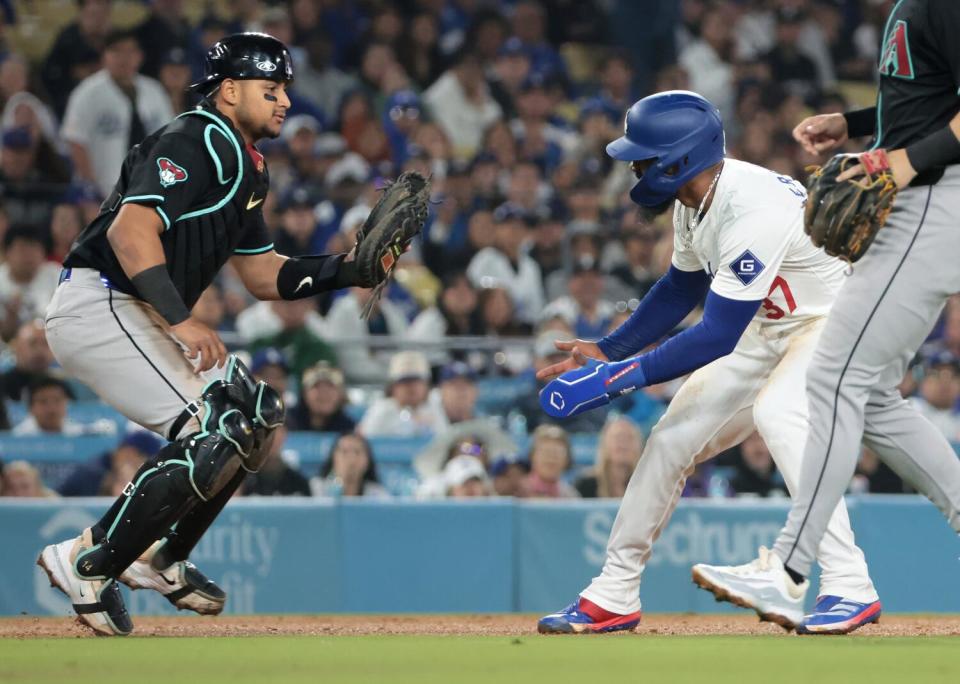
[37,33,428,636]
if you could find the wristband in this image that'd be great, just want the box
[905,125,960,175]
[843,108,876,139]
[130,264,191,326]
[277,253,350,300]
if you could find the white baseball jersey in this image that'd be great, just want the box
[672,158,847,326]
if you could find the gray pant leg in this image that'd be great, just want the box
[773,173,960,576]
[862,388,960,531]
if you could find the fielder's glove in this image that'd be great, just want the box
[353,171,431,317]
[804,150,898,263]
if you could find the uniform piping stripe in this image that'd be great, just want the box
[785,185,933,566]
[203,124,233,185]
[174,110,243,222]
[122,194,165,204]
[234,243,274,254]
[108,288,189,407]
[156,206,171,231]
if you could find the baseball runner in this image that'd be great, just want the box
[36,33,427,636]
[692,0,960,631]
[535,91,882,636]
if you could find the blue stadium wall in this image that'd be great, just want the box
[1,496,957,617]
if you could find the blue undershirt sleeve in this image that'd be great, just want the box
[636,291,761,386]
[597,265,711,361]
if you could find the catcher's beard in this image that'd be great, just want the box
[235,101,281,141]
[636,197,675,222]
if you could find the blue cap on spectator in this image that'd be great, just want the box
[439,361,476,383]
[489,453,529,477]
[2,126,32,149]
[498,36,528,59]
[387,89,421,119]
[493,202,528,224]
[579,97,620,124]
[279,184,320,212]
[119,430,164,458]
[519,71,548,93]
[923,349,960,372]
[251,347,289,375]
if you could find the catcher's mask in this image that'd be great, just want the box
[607,90,725,207]
[189,32,294,95]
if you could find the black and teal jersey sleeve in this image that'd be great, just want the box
[121,132,217,229]
[234,206,274,255]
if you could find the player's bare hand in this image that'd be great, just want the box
[793,113,848,156]
[536,339,608,382]
[170,317,227,372]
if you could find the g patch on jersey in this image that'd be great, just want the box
[730,249,765,286]
[157,157,188,188]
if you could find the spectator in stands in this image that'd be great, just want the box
[157,47,193,114]
[488,37,532,119]
[272,184,322,256]
[59,430,163,497]
[596,48,636,114]
[510,0,567,82]
[611,221,661,300]
[442,454,492,498]
[468,203,544,326]
[14,376,81,436]
[398,12,445,90]
[359,351,448,437]
[575,418,643,498]
[311,432,390,498]
[41,0,113,118]
[288,361,356,434]
[242,425,311,497]
[61,28,174,197]
[0,126,71,227]
[436,362,480,424]
[134,0,192,79]
[762,6,821,103]
[325,288,409,384]
[1,460,57,498]
[49,202,84,264]
[424,48,502,160]
[520,424,579,498]
[293,29,359,124]
[0,226,60,340]
[909,351,960,442]
[408,272,484,363]
[191,283,226,332]
[339,86,390,164]
[1,319,55,403]
[730,431,786,498]
[241,297,338,379]
[478,286,532,341]
[490,453,530,497]
[678,4,735,122]
[541,254,616,339]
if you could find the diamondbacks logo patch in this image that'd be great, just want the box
[157,157,188,187]
[730,250,764,286]
[879,20,914,79]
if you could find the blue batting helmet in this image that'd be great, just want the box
[606,90,725,207]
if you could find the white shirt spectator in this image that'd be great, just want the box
[423,71,501,160]
[61,69,174,197]
[678,41,734,125]
[909,397,960,442]
[13,415,115,437]
[0,261,60,325]
[324,292,409,384]
[358,396,448,437]
[467,247,544,325]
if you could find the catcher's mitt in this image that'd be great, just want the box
[804,151,898,263]
[353,171,431,317]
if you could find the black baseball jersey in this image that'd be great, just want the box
[65,104,274,309]
[871,0,960,151]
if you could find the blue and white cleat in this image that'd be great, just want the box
[796,595,882,635]
[538,597,641,634]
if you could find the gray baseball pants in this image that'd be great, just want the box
[774,166,960,576]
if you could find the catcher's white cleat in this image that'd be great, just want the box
[120,541,226,615]
[691,546,809,630]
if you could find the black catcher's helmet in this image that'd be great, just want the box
[189,32,294,94]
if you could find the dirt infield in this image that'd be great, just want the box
[2,613,959,638]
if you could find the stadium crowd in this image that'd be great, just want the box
[0,0,954,502]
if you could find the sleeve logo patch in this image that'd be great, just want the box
[157,157,188,187]
[730,249,764,286]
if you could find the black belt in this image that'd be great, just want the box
[59,267,122,290]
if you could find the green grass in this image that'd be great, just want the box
[1,636,957,684]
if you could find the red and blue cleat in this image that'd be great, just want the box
[538,597,641,634]
[796,595,882,635]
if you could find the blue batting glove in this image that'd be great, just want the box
[539,358,646,419]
